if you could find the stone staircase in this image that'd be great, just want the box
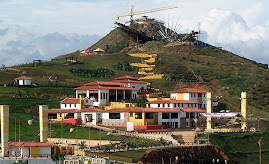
[171,131,196,144]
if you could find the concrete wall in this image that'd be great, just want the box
[40,147,51,156]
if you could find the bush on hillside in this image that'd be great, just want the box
[69,67,114,77]
[112,62,134,71]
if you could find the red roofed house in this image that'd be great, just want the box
[14,76,32,86]
[74,81,139,107]
[170,88,208,108]
[8,141,54,157]
[113,75,147,91]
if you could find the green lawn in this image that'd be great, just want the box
[206,131,269,164]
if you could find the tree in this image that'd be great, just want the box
[51,153,65,164]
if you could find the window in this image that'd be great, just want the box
[145,113,153,119]
[204,93,206,97]
[194,93,196,97]
[162,113,169,119]
[100,93,102,99]
[171,113,178,119]
[174,103,176,108]
[158,104,160,108]
[65,104,67,108]
[135,113,142,119]
[74,104,76,107]
[69,104,71,107]
[191,104,193,108]
[130,112,133,117]
[191,93,193,97]
[190,113,195,118]
[167,104,170,107]
[106,93,108,99]
[198,93,202,97]
[188,104,190,108]
[109,113,120,119]
[186,112,190,118]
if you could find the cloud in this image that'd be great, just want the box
[0,21,101,66]
[200,9,269,64]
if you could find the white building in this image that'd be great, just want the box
[170,88,208,108]
[8,141,54,157]
[146,100,199,109]
[48,107,102,125]
[113,75,147,91]
[60,97,93,109]
[74,81,139,107]
[14,76,32,86]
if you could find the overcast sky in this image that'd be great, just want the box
[0,0,269,66]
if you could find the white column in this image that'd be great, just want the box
[1,105,9,157]
[86,90,89,98]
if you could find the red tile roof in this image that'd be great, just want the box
[84,81,127,86]
[113,79,147,84]
[103,107,206,113]
[170,88,208,93]
[61,98,80,104]
[81,107,103,112]
[146,100,199,104]
[48,109,81,113]
[14,76,32,80]
[103,107,181,113]
[115,75,139,80]
[74,85,139,91]
[9,141,54,147]
[48,108,103,113]
[180,108,206,113]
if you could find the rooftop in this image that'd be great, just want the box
[114,75,140,80]
[146,100,199,104]
[14,76,32,80]
[9,141,54,147]
[74,85,139,91]
[103,107,205,113]
[61,98,80,104]
[84,81,127,86]
[113,79,147,84]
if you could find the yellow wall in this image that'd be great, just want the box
[30,147,40,157]
[129,112,156,125]
[104,102,137,110]
[177,93,184,100]
[56,113,65,120]
[140,74,164,80]
[130,63,150,68]
[128,53,152,58]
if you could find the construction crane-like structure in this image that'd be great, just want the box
[116,5,178,21]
